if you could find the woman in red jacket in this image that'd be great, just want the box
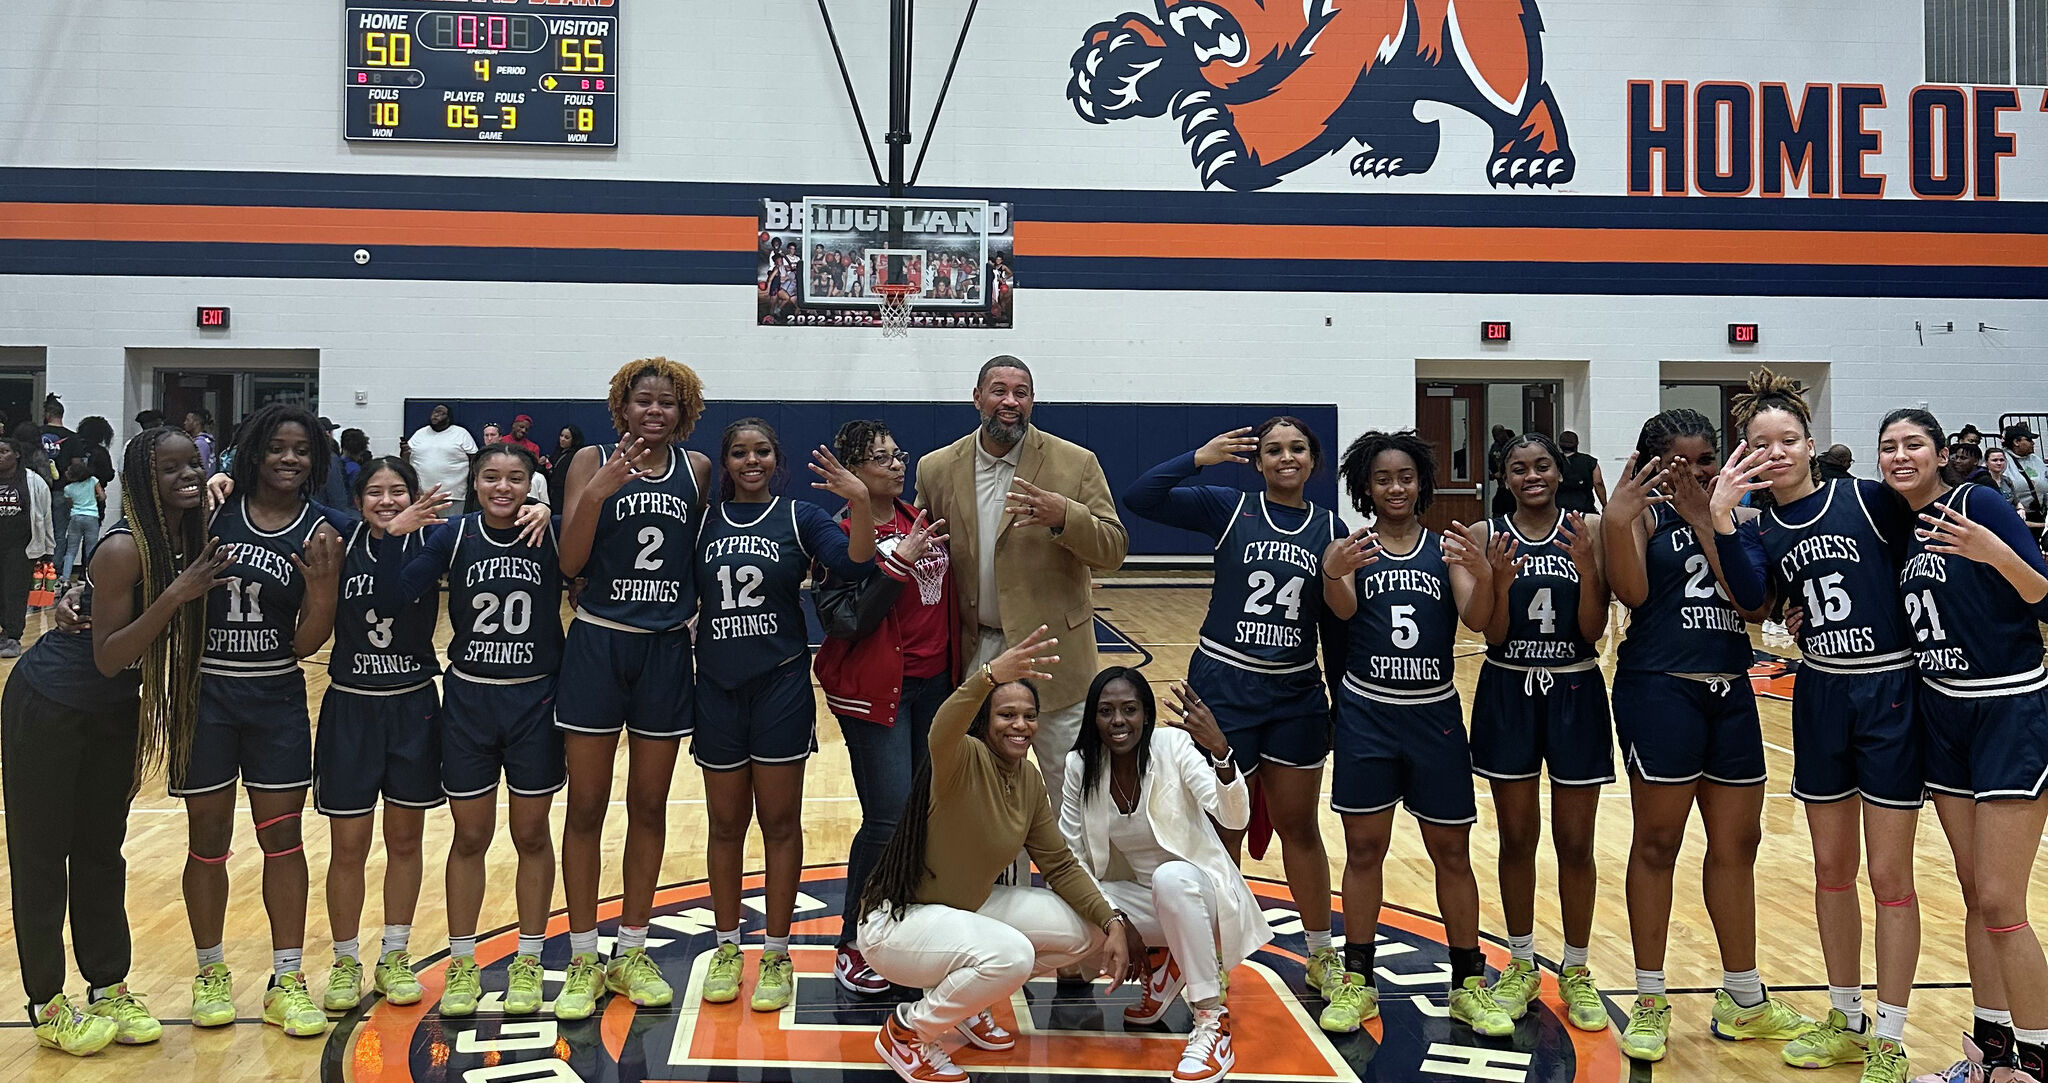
[815,420,951,994]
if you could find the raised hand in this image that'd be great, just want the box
[1321,525,1382,580]
[206,474,235,514]
[166,538,236,606]
[586,436,654,503]
[1559,511,1598,568]
[293,528,344,589]
[1164,681,1231,760]
[1443,521,1491,581]
[987,625,1060,684]
[514,499,552,546]
[1919,500,2020,566]
[1710,441,1776,524]
[1484,528,1526,583]
[1194,427,1259,468]
[1605,452,1670,525]
[385,485,453,537]
[1666,457,1714,529]
[809,445,867,505]
[898,510,948,564]
[1005,478,1069,531]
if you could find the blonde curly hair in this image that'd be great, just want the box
[606,357,706,440]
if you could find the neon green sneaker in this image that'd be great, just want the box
[1489,958,1540,1020]
[190,962,236,1027]
[85,984,162,1044]
[441,957,482,1017]
[1304,947,1343,994]
[703,943,744,1004]
[607,947,674,1008]
[752,950,795,1012]
[554,953,604,1021]
[1712,989,1814,1041]
[375,950,423,1006]
[1316,972,1378,1033]
[505,955,545,1015]
[1861,1037,1909,1083]
[1448,976,1514,1037]
[1621,994,1671,1061]
[323,955,363,1011]
[35,994,117,1056]
[262,972,329,1037]
[1557,966,1608,1032]
[1782,1009,1869,1068]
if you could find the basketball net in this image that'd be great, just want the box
[878,284,914,338]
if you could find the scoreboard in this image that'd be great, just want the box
[344,1,619,147]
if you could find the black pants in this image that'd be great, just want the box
[0,544,31,640]
[1,675,138,1007]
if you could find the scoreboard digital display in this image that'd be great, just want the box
[344,1,619,147]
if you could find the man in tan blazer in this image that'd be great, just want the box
[915,356,1128,804]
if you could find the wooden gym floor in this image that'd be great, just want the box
[0,577,2019,1081]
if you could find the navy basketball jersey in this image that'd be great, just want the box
[1487,513,1595,666]
[579,443,700,630]
[445,514,563,680]
[1619,502,1750,673]
[204,497,321,678]
[695,498,810,686]
[1759,478,1913,667]
[1196,494,1338,674]
[1346,530,1458,695]
[330,522,440,690]
[1900,484,2045,683]
[15,521,143,711]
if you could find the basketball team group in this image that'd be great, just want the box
[8,355,2048,1083]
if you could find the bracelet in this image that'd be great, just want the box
[1209,749,1235,769]
[1321,568,1347,581]
[980,662,996,685]
[1101,910,1126,932]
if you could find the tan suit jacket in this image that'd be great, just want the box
[915,424,1128,712]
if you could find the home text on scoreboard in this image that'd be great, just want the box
[343,0,619,148]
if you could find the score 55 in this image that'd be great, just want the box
[558,38,606,73]
[362,31,412,66]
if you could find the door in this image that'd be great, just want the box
[1416,383,1486,533]
[160,372,236,433]
[0,374,36,436]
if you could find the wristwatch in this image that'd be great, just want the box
[1101,909,1127,932]
[1209,748,1234,769]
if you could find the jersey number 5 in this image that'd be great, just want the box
[1245,571,1304,621]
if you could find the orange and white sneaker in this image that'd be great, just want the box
[1125,948,1185,1025]
[956,1008,1016,1051]
[876,1008,969,1083]
[1175,1007,1235,1083]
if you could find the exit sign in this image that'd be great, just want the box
[197,306,230,330]
[1728,322,1759,345]
[1481,321,1512,342]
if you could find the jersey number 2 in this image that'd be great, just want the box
[634,526,664,570]
[1245,571,1304,621]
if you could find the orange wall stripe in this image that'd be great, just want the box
[0,202,755,251]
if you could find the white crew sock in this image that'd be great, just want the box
[196,943,225,969]
[448,935,476,960]
[1723,968,1764,1008]
[2016,1025,2048,1046]
[569,929,600,957]
[1830,986,1866,1031]
[381,924,411,956]
[333,937,360,963]
[517,934,545,959]
[1303,928,1332,954]
[616,925,649,953]
[1975,1006,2013,1026]
[1560,943,1589,970]
[716,927,742,947]
[1874,1001,1908,1041]
[1635,969,1666,996]
[1507,933,1535,965]
[273,947,303,978]
[765,934,790,955]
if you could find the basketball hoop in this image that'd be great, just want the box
[878,284,915,338]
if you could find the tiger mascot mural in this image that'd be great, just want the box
[1066,0,1576,191]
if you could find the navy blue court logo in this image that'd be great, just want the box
[328,867,1620,1082]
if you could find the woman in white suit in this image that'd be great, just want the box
[1061,667,1273,1083]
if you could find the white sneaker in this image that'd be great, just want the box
[1762,620,1793,646]
[1175,1008,1234,1083]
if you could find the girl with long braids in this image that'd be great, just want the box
[1465,431,1608,1022]
[1121,418,1345,989]
[858,627,1140,1083]
[1600,409,1809,1062]
[1708,372,1923,1081]
[374,444,566,1019]
[1315,430,1512,1037]
[4,427,229,1055]
[312,457,450,1014]
[692,419,874,1011]
[179,403,344,1037]
[554,357,709,1018]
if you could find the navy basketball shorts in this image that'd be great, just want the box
[1791,665,1923,808]
[1330,680,1476,825]
[172,671,313,797]
[1613,671,1765,787]
[441,671,566,800]
[1469,662,1614,787]
[555,619,694,740]
[313,682,444,817]
[692,654,819,772]
[1921,674,2048,802]
[1186,651,1329,775]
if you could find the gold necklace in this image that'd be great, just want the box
[1111,770,1139,814]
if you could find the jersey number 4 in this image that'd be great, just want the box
[1244,571,1304,621]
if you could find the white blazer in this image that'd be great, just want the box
[1060,726,1273,970]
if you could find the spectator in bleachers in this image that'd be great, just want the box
[1955,423,1984,446]
[1988,447,2021,509]
[2001,422,2045,517]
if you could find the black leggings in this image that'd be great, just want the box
[1,675,138,1010]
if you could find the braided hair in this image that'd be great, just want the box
[120,427,207,789]
[1634,409,1719,463]
[606,356,706,440]
[1730,367,1812,442]
[1338,429,1437,518]
[228,403,329,501]
[857,680,1040,922]
[831,419,892,466]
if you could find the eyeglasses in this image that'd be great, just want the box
[864,449,910,465]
